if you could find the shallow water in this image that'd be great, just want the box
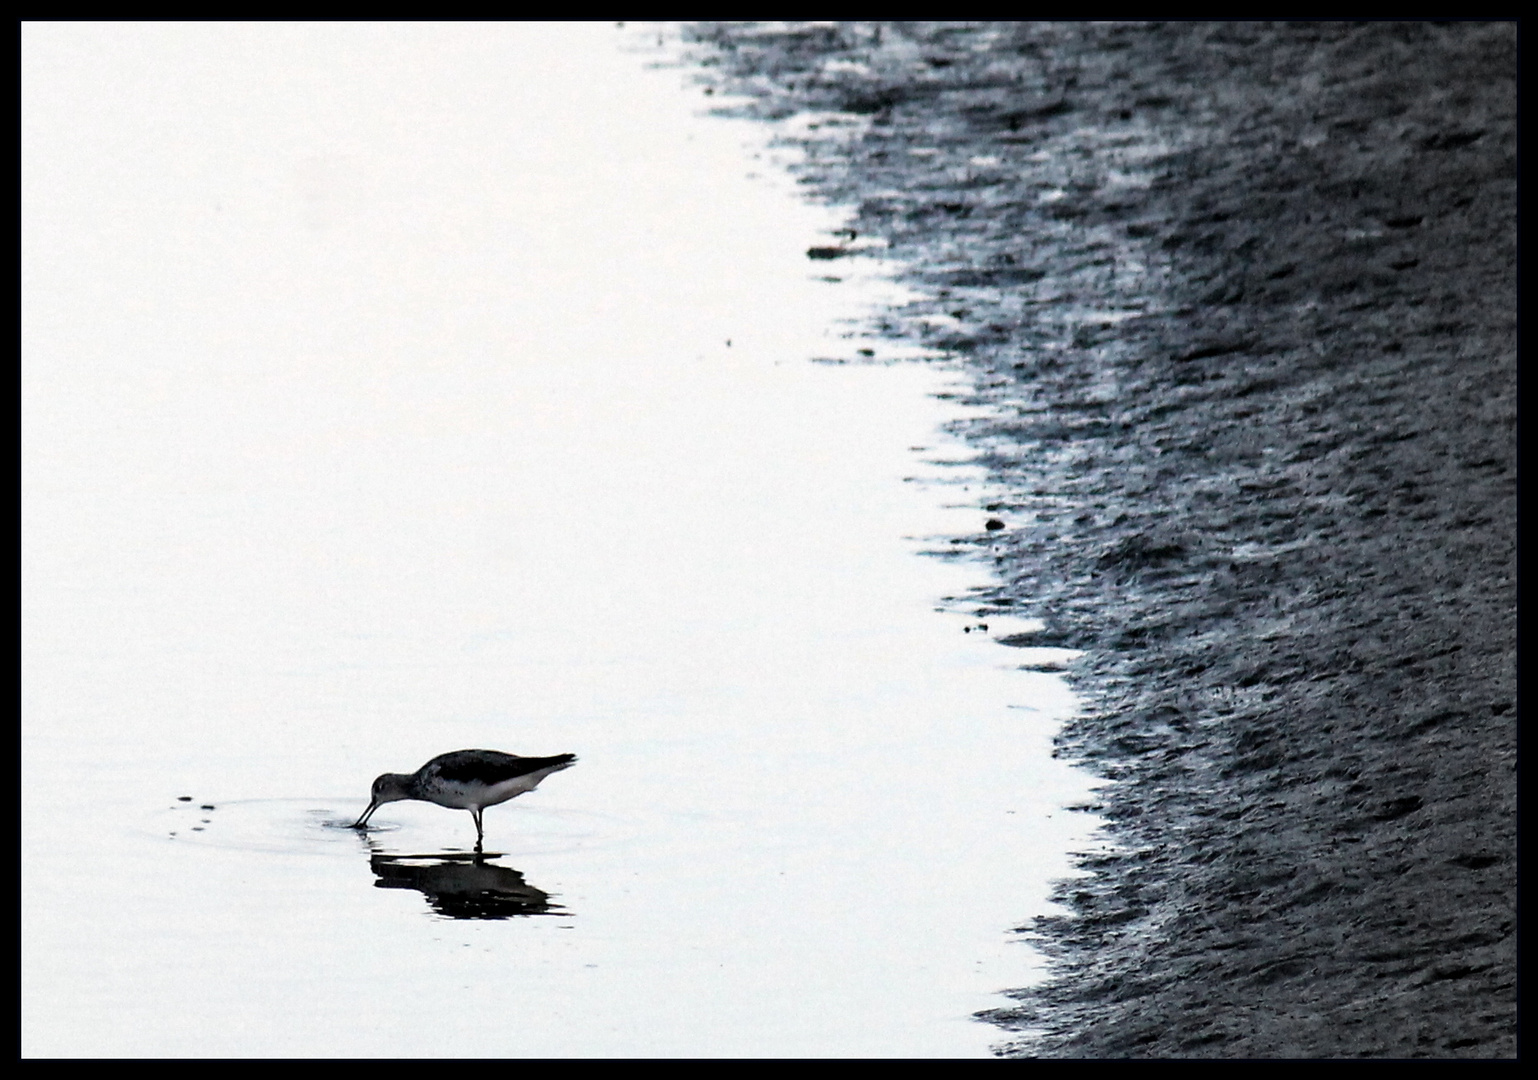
[23,22,1101,1057]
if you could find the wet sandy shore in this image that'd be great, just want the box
[684,22,1515,1057]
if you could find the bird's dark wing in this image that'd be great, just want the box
[428,750,577,785]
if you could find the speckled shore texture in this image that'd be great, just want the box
[682,22,1516,1058]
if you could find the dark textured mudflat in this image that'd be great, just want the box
[683,22,1515,1058]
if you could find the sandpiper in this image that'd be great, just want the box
[352,749,577,849]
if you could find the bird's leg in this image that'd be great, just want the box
[472,807,484,852]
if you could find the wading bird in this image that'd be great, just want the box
[352,749,577,849]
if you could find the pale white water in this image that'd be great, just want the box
[22,22,1102,1057]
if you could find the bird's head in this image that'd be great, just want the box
[351,772,413,829]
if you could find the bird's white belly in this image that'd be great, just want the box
[426,774,544,810]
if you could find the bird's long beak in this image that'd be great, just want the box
[352,801,379,829]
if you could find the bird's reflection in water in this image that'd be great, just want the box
[369,852,564,919]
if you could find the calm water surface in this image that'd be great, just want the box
[23,23,1102,1057]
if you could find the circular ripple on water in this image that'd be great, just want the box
[145,797,644,858]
